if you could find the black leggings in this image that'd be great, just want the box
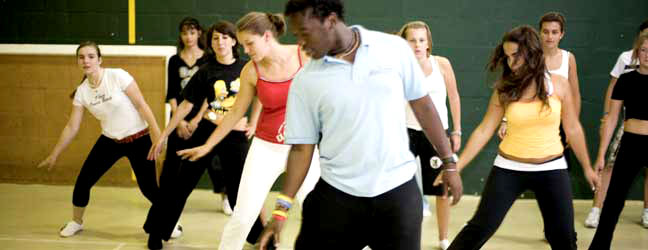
[144,120,264,243]
[162,126,225,193]
[408,128,444,195]
[72,134,158,207]
[589,132,648,250]
[448,167,577,250]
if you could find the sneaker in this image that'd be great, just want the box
[439,239,450,250]
[223,198,233,216]
[59,221,83,237]
[584,207,601,228]
[170,223,183,239]
[423,209,432,217]
[641,209,648,228]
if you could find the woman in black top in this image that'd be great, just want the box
[163,17,231,214]
[143,20,265,250]
[589,32,648,250]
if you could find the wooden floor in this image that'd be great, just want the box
[1,183,647,250]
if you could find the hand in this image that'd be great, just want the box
[177,144,212,162]
[258,218,285,250]
[176,120,193,140]
[593,157,605,173]
[37,155,57,171]
[497,121,507,139]
[187,118,200,134]
[584,168,600,193]
[441,165,463,206]
[450,134,461,153]
[147,137,166,161]
[245,123,257,139]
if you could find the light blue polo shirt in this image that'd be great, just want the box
[285,26,428,197]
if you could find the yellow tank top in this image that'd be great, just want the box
[499,84,564,159]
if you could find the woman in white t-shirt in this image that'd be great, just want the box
[37,41,162,238]
[399,21,462,250]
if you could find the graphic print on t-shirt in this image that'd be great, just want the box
[90,93,112,106]
[179,65,200,90]
[210,77,241,115]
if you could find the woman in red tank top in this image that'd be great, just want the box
[177,12,321,250]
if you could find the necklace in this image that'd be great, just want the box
[334,29,359,59]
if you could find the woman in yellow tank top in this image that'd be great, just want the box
[446,26,599,250]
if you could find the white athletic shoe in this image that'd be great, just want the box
[584,207,601,228]
[223,198,233,216]
[423,209,432,217]
[439,239,450,250]
[59,221,83,237]
[170,223,183,239]
[641,209,648,228]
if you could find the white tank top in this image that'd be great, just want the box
[405,56,448,130]
[548,49,570,79]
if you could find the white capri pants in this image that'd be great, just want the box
[219,137,321,250]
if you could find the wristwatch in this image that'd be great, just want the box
[441,154,458,166]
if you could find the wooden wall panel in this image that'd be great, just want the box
[0,54,166,186]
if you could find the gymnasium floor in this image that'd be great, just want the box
[1,183,646,250]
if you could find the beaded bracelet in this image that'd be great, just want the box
[272,210,288,221]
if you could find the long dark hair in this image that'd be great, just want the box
[70,41,102,99]
[176,17,206,54]
[206,21,241,59]
[488,25,548,109]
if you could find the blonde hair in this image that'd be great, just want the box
[398,21,434,55]
[236,12,286,38]
[631,30,648,64]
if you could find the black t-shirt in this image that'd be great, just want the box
[611,70,648,120]
[166,54,209,104]
[182,57,247,119]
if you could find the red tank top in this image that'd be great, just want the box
[253,47,302,144]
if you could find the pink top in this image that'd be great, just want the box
[253,47,302,144]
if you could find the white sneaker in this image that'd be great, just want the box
[170,223,183,239]
[223,198,233,216]
[584,207,601,228]
[439,239,450,250]
[59,221,83,237]
[423,209,432,217]
[641,209,648,228]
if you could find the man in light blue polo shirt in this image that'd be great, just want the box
[259,0,463,249]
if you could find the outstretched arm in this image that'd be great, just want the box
[37,105,84,170]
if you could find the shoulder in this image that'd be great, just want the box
[240,61,258,84]
[434,56,452,69]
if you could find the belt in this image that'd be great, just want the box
[114,128,149,144]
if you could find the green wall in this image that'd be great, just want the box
[3,0,647,199]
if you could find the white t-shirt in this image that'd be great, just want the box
[610,50,639,78]
[73,68,148,140]
[548,49,570,79]
[405,56,449,130]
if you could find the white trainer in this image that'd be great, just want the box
[641,209,648,228]
[223,198,233,216]
[170,223,183,239]
[584,207,601,228]
[59,221,83,237]
[439,239,450,250]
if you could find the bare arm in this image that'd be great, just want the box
[555,75,598,190]
[568,53,581,118]
[125,81,161,142]
[409,94,463,204]
[457,91,504,171]
[602,77,619,115]
[147,99,194,160]
[247,97,263,139]
[438,56,462,152]
[37,105,84,170]
[169,98,178,115]
[596,100,622,168]
[188,99,209,131]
